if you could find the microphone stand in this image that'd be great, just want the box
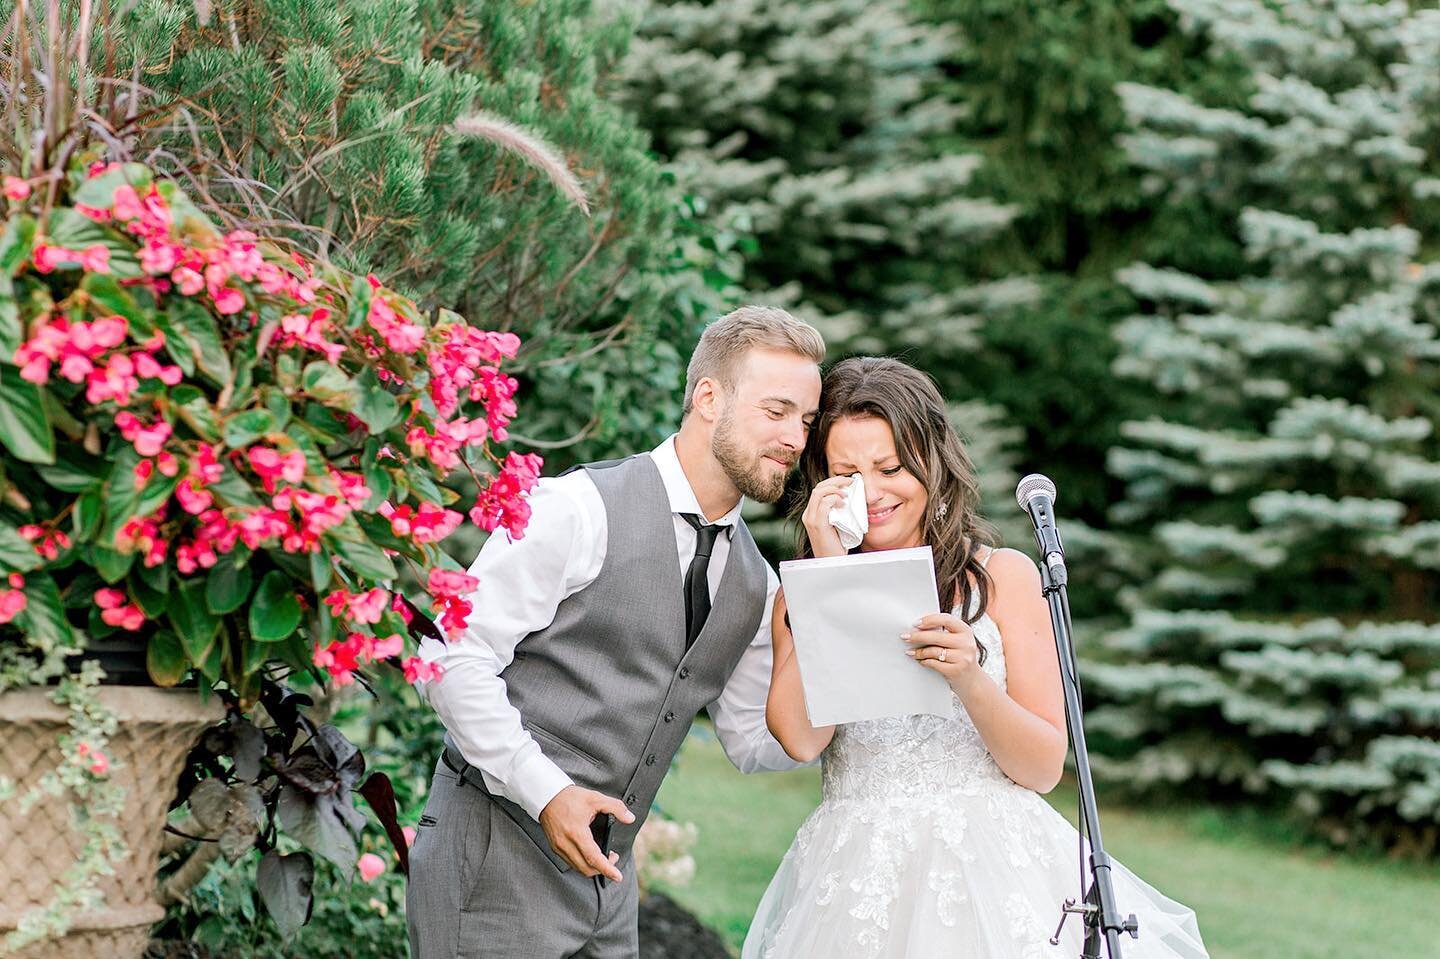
[1032,528,1138,958]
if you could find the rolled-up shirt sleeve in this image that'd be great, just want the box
[415,475,602,819]
[707,565,809,773]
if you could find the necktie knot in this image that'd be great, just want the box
[683,513,724,558]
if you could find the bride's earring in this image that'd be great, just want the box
[934,502,949,521]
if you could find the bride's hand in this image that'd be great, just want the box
[903,613,984,694]
[801,475,855,558]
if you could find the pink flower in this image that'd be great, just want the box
[94,588,126,609]
[0,583,26,624]
[402,826,417,847]
[138,239,179,275]
[427,569,479,633]
[31,244,67,273]
[112,184,144,221]
[313,633,366,685]
[19,524,68,561]
[357,852,386,882]
[402,656,443,684]
[3,176,31,200]
[211,285,245,315]
[75,203,111,222]
[95,587,145,630]
[75,742,110,775]
[468,452,543,541]
[79,245,111,274]
[172,266,204,296]
[249,447,307,493]
[365,278,425,354]
[371,633,404,659]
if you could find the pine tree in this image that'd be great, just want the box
[1089,0,1440,854]
[622,0,1028,536]
[93,0,721,462]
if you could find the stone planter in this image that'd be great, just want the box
[0,686,223,959]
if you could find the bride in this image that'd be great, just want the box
[744,357,1209,958]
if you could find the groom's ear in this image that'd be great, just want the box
[690,375,724,423]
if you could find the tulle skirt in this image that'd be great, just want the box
[742,783,1209,959]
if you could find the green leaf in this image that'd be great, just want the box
[209,466,263,508]
[351,367,401,433]
[324,533,396,582]
[136,557,169,593]
[146,630,188,686]
[98,448,145,545]
[276,353,301,391]
[0,522,41,572]
[135,472,181,518]
[163,300,232,385]
[16,572,73,648]
[154,306,194,376]
[46,211,141,278]
[0,368,55,464]
[206,554,254,615]
[264,390,293,433]
[346,274,372,330]
[71,163,152,208]
[256,850,314,939]
[73,490,102,543]
[35,448,107,492]
[91,546,136,583]
[170,580,221,664]
[301,362,356,408]
[80,272,154,336]
[129,575,169,619]
[309,549,332,595]
[0,274,19,357]
[223,409,277,448]
[170,385,222,442]
[0,214,36,274]
[250,570,302,642]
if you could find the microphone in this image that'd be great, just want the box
[1015,473,1066,585]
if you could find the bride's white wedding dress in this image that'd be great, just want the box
[743,598,1210,959]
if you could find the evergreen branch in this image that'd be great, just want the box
[451,111,591,215]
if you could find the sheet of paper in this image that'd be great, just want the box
[778,546,954,726]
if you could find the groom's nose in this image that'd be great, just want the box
[777,418,805,452]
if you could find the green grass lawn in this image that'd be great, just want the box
[652,731,1439,958]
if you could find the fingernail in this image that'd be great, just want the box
[899,632,911,640]
[905,650,916,657]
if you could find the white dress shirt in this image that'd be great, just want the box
[416,435,798,821]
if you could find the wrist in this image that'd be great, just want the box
[950,667,989,701]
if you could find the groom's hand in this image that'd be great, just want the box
[539,785,636,881]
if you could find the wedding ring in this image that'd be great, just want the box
[938,650,947,662]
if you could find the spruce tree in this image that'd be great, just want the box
[622,0,1028,535]
[1089,0,1440,854]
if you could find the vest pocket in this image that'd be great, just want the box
[525,721,601,768]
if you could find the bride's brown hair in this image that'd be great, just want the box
[792,356,999,632]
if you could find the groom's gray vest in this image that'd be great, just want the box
[444,454,768,871]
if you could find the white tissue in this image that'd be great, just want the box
[827,473,868,550]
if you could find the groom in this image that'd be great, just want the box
[406,306,825,958]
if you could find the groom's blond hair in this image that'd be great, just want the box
[683,306,825,415]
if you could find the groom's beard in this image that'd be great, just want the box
[713,412,794,504]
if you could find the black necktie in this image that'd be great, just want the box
[682,514,724,648]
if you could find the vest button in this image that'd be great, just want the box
[678,666,690,679]
[645,754,656,766]
[663,710,675,723]
[625,793,637,806]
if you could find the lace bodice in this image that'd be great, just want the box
[820,606,1011,804]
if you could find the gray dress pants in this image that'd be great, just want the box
[406,758,640,958]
